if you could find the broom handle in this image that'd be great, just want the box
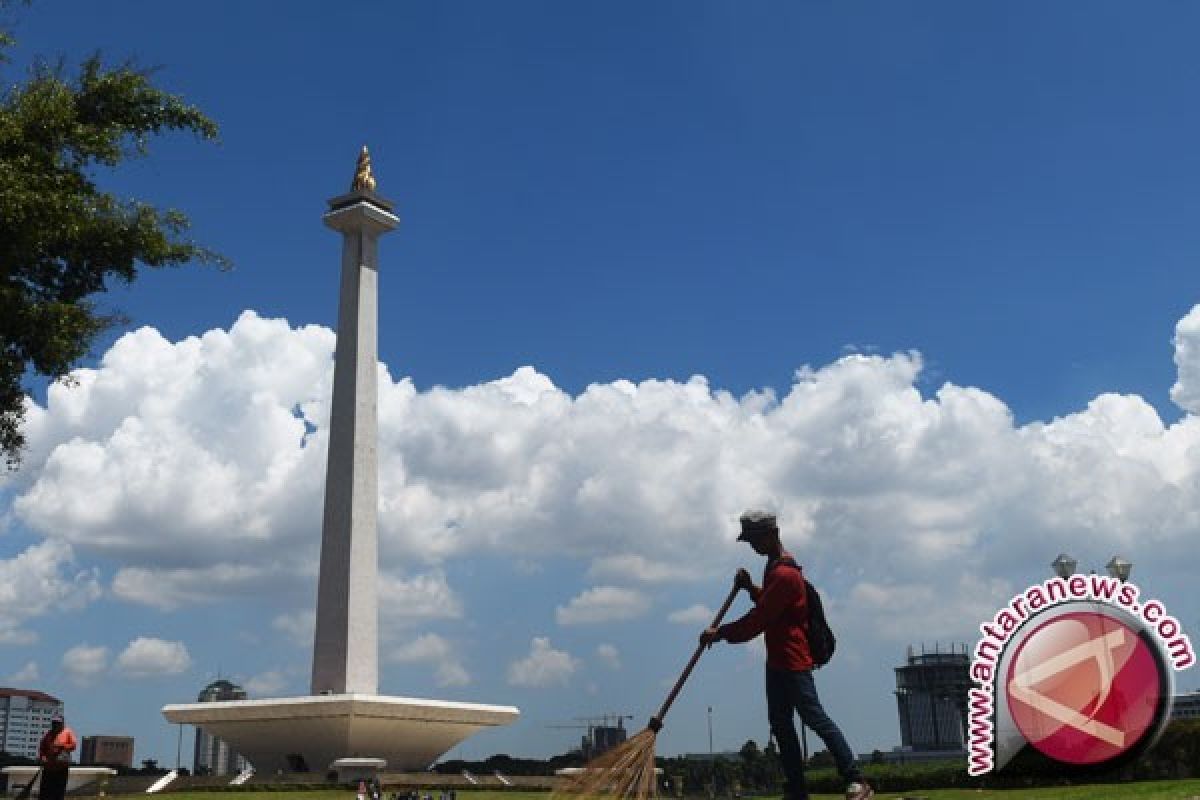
[15,767,42,800]
[649,579,741,731]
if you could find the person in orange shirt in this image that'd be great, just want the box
[37,713,77,800]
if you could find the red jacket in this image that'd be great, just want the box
[718,553,812,671]
[39,726,77,770]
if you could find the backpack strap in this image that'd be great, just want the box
[770,554,800,572]
[769,555,809,613]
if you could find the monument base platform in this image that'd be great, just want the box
[330,758,386,784]
[163,693,519,774]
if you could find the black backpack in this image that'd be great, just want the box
[804,580,837,668]
[776,558,837,668]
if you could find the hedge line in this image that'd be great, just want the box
[799,720,1200,794]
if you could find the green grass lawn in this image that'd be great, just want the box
[123,784,1200,800]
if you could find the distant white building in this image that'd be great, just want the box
[1171,691,1200,722]
[0,688,63,760]
[193,680,250,776]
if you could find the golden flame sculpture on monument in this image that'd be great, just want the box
[352,145,377,193]
[162,149,519,777]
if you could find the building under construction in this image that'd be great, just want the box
[894,643,970,752]
[584,721,628,760]
[552,714,631,760]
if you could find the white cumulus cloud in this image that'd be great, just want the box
[14,313,331,596]
[7,661,39,683]
[112,563,275,611]
[63,644,109,685]
[379,571,463,624]
[243,670,290,697]
[6,306,1200,666]
[586,554,698,584]
[556,587,650,625]
[272,611,316,647]
[595,643,621,670]
[507,637,579,688]
[848,575,1014,644]
[0,540,100,644]
[1171,305,1200,414]
[115,637,192,678]
[388,633,470,687]
[667,604,715,626]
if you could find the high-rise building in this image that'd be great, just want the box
[894,644,970,752]
[0,688,63,760]
[193,680,249,775]
[81,735,135,768]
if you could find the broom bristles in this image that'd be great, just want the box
[553,727,659,800]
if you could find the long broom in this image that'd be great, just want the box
[14,767,42,800]
[554,579,741,800]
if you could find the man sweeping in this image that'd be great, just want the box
[37,712,77,800]
[700,510,874,800]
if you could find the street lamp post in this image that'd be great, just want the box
[1051,553,1078,580]
[707,706,715,799]
[1106,556,1133,582]
[1051,553,1133,583]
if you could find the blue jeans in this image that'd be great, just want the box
[766,666,862,799]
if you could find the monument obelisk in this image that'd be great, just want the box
[163,151,518,775]
[311,146,395,696]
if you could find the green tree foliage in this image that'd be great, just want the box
[0,15,224,466]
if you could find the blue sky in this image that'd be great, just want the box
[3,0,1200,769]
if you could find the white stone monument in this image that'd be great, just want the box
[311,146,391,697]
[164,149,519,774]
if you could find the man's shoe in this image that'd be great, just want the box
[844,782,874,800]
